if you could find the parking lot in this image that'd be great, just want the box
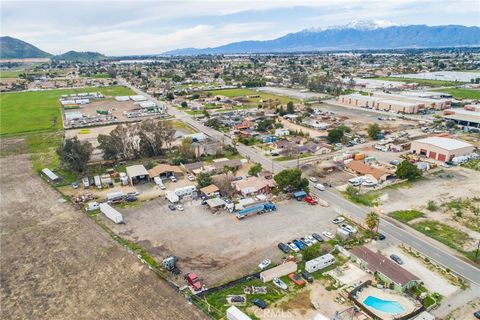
[108,197,341,286]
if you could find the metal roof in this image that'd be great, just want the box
[126,165,149,177]
[42,168,59,181]
[414,137,473,151]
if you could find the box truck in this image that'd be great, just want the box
[166,190,179,203]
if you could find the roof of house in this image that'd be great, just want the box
[200,184,219,195]
[182,161,204,171]
[126,165,149,178]
[414,137,473,151]
[235,176,276,193]
[351,246,420,286]
[345,160,389,180]
[148,164,183,177]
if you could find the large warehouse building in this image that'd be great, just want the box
[442,108,480,129]
[411,137,474,162]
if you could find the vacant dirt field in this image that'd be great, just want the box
[0,153,208,320]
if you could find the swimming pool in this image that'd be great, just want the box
[363,295,405,314]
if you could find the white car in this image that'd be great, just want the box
[187,174,195,181]
[362,179,377,187]
[302,238,314,246]
[258,259,272,270]
[314,183,325,191]
[332,216,345,224]
[170,175,177,182]
[322,231,334,239]
[305,235,318,244]
[309,177,318,182]
[287,242,300,252]
[176,204,184,211]
[340,223,357,234]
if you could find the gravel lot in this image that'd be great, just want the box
[110,197,341,286]
[0,152,207,320]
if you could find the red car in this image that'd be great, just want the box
[288,273,305,286]
[303,196,317,205]
[185,272,203,291]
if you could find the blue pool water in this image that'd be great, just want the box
[363,295,405,314]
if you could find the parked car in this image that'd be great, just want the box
[72,181,79,189]
[184,272,203,291]
[176,204,184,211]
[292,239,305,250]
[258,259,271,270]
[332,216,345,224]
[304,196,317,205]
[314,183,325,191]
[300,270,314,283]
[168,204,176,211]
[287,242,300,252]
[253,298,268,309]
[474,310,480,319]
[278,242,291,253]
[375,233,386,240]
[169,175,177,182]
[288,273,305,286]
[301,237,313,247]
[125,194,137,202]
[340,223,357,234]
[187,174,195,181]
[390,254,403,265]
[309,177,318,182]
[322,231,334,239]
[305,235,317,244]
[311,233,324,242]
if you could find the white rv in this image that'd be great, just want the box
[305,254,336,273]
[166,190,179,203]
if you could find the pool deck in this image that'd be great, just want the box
[356,286,419,320]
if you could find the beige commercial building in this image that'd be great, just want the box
[411,137,474,162]
[337,94,421,114]
[442,109,480,128]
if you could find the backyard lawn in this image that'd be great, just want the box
[0,85,134,136]
[389,210,425,223]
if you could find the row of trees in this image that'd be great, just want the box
[97,120,175,161]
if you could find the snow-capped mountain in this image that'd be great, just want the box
[163,22,480,55]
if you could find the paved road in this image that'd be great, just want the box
[120,79,480,286]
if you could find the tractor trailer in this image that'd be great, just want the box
[236,201,276,220]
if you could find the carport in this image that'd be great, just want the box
[205,198,226,211]
[126,165,150,185]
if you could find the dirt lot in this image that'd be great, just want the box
[380,167,480,213]
[0,152,208,320]
[109,198,340,286]
[74,99,139,122]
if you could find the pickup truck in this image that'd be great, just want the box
[304,196,317,205]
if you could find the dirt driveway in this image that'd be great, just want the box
[0,153,207,320]
[110,198,340,286]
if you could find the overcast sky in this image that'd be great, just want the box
[1,0,479,56]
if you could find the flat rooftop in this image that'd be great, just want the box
[414,137,473,150]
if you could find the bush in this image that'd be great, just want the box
[427,200,438,211]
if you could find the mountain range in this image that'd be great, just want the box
[0,36,106,62]
[0,36,52,59]
[163,21,480,55]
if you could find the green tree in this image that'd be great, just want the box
[286,101,295,114]
[180,101,188,108]
[57,137,93,173]
[302,245,320,261]
[367,123,382,140]
[396,160,422,180]
[274,168,309,193]
[365,211,380,236]
[248,163,263,176]
[196,172,213,189]
[327,128,345,143]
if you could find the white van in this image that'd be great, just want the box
[154,176,166,189]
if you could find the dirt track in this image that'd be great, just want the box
[0,153,208,320]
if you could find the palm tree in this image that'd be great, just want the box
[365,211,380,237]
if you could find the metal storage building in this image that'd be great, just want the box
[411,137,474,162]
[41,168,59,181]
[126,165,150,185]
[99,203,124,224]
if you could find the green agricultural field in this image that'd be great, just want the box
[0,70,25,79]
[0,85,134,136]
[432,88,480,100]
[372,77,463,87]
[206,88,299,105]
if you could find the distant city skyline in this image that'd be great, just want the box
[2,0,480,56]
